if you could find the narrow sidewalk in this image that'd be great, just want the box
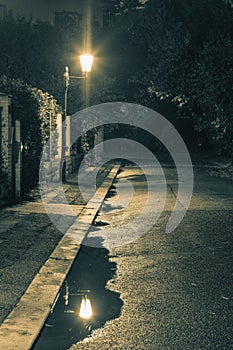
[0,163,113,325]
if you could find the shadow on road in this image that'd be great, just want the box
[32,237,123,350]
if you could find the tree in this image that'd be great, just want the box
[0,12,85,108]
[101,0,143,16]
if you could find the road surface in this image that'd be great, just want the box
[71,164,233,350]
[1,163,233,349]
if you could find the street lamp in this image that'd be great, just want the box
[80,54,94,74]
[62,54,94,181]
[63,54,94,118]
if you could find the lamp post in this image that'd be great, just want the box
[62,54,94,181]
[63,55,94,115]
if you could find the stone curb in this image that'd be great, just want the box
[0,164,120,350]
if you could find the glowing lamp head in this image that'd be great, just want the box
[79,296,93,319]
[79,54,94,73]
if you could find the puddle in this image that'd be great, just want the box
[32,237,123,350]
[93,221,110,227]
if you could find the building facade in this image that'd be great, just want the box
[0,0,104,27]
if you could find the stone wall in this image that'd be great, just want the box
[0,92,22,206]
[0,93,13,205]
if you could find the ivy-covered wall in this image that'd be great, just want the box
[0,76,61,193]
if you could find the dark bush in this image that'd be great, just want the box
[0,76,61,192]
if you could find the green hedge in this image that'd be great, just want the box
[0,76,61,193]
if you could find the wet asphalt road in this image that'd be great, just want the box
[69,165,233,350]
[1,164,233,349]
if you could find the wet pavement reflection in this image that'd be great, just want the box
[32,237,123,350]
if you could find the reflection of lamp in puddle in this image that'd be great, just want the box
[79,296,93,319]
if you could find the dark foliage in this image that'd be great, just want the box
[0,76,60,192]
[0,1,232,157]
